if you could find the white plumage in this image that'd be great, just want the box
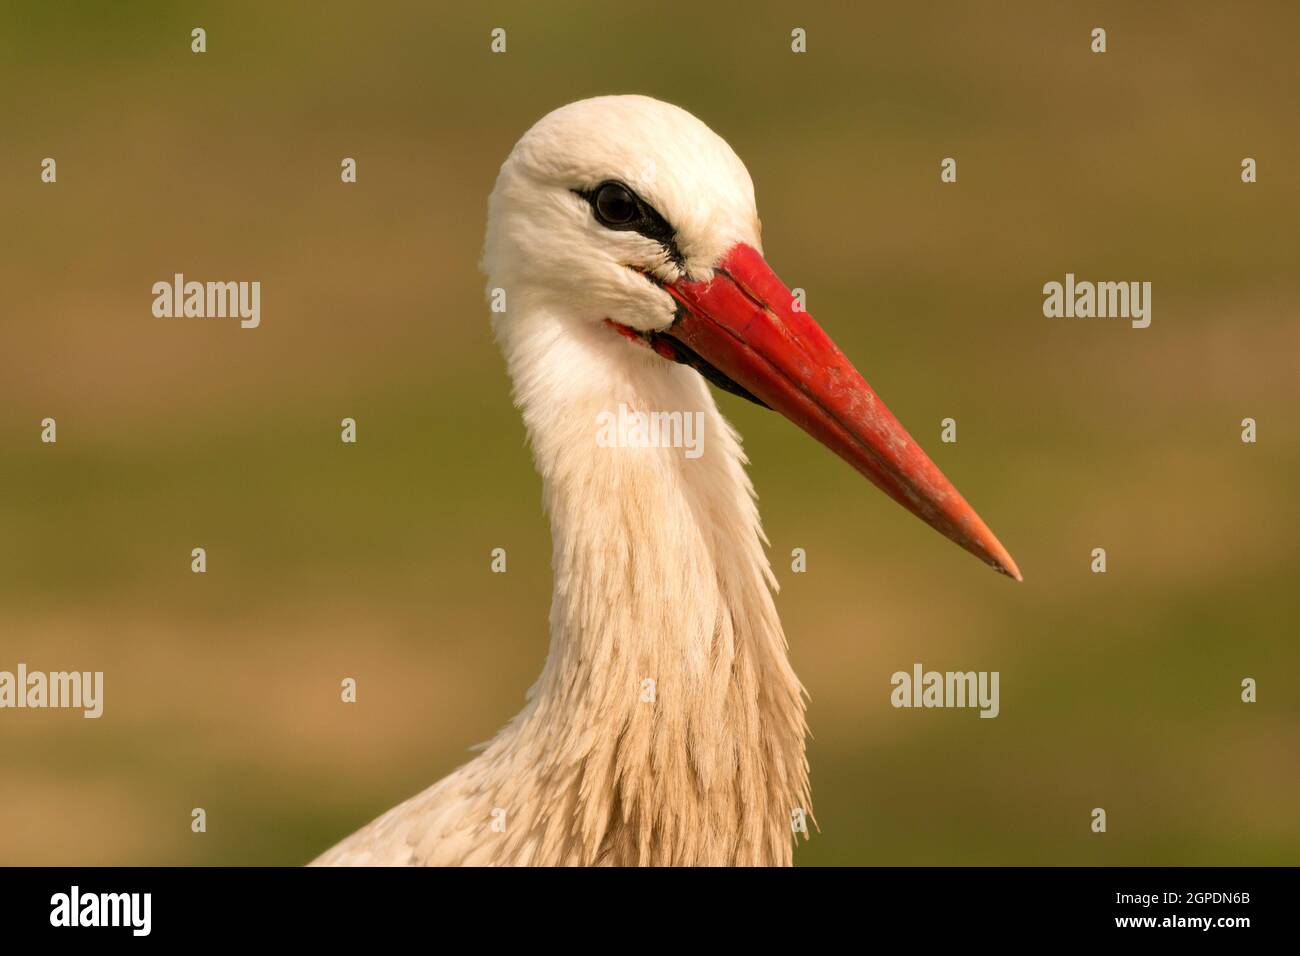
[313,94,1016,867]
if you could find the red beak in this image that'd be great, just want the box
[661,242,1021,581]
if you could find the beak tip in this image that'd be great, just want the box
[956,511,1021,583]
[991,549,1023,583]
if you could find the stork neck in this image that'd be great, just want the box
[491,311,809,864]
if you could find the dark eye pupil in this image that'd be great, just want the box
[595,183,637,225]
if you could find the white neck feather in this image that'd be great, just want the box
[479,306,809,865]
[312,305,811,867]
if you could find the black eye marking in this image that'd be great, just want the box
[574,180,685,269]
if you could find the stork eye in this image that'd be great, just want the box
[573,180,685,268]
[593,182,638,226]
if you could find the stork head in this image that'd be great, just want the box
[484,95,1021,581]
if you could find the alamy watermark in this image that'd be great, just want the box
[595,404,705,459]
[152,273,260,329]
[0,664,103,718]
[1043,273,1151,328]
[890,663,999,718]
[50,886,150,936]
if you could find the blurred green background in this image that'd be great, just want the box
[1,1,1296,865]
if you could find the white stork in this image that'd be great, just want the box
[312,95,1019,867]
